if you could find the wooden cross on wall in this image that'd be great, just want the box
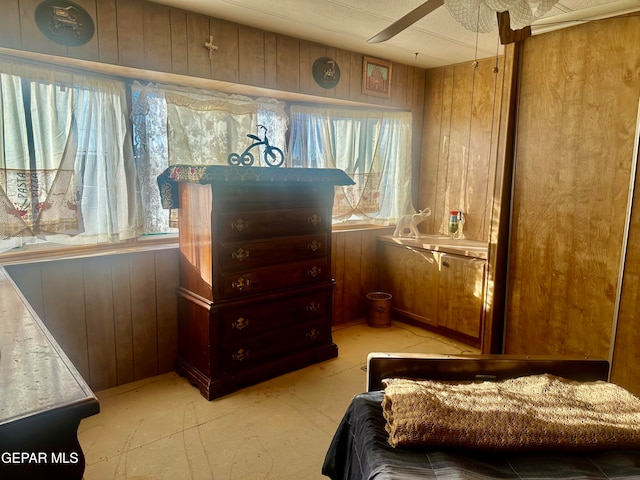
[204,36,218,58]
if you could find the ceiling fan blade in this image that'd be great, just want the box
[367,0,445,44]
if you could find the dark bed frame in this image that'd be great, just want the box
[366,352,610,391]
[322,353,640,480]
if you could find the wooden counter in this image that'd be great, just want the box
[0,267,99,479]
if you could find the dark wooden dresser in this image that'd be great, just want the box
[158,165,354,399]
[0,266,99,480]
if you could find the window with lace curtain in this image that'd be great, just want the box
[0,59,412,254]
[288,105,415,225]
[0,59,141,253]
[131,82,289,234]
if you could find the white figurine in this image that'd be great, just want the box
[393,208,432,238]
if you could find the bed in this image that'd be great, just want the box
[322,353,640,480]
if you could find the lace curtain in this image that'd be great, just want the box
[0,59,142,252]
[131,82,288,233]
[289,105,415,224]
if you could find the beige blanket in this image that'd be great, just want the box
[382,374,640,451]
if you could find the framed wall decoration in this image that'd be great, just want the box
[312,57,341,89]
[35,0,95,46]
[362,56,392,98]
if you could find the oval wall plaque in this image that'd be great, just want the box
[35,0,95,46]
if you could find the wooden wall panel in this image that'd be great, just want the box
[169,8,189,75]
[129,252,159,380]
[5,262,44,318]
[210,17,239,82]
[95,0,119,65]
[111,254,135,385]
[334,48,353,100]
[276,34,300,92]
[264,32,278,89]
[238,25,266,87]
[83,256,117,391]
[0,0,21,49]
[186,12,211,78]
[116,0,144,67]
[142,2,172,73]
[155,248,179,373]
[504,17,640,362]
[342,231,365,322]
[614,148,640,393]
[331,227,393,325]
[41,260,90,380]
[419,56,505,241]
[420,67,445,234]
[5,248,179,391]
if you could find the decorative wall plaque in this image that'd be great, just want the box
[312,57,340,89]
[35,0,95,46]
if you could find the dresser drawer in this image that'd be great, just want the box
[218,257,330,298]
[212,183,334,206]
[217,287,332,340]
[217,207,330,241]
[218,318,331,373]
[219,233,328,271]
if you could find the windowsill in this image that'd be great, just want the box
[0,234,180,266]
[331,224,394,233]
[0,225,393,265]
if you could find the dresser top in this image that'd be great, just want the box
[158,165,354,209]
[0,267,99,427]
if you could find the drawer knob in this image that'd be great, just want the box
[231,218,249,232]
[306,329,320,340]
[306,301,321,312]
[232,317,249,330]
[232,348,249,362]
[232,248,250,262]
[232,277,251,290]
[307,240,321,252]
[307,214,322,226]
[307,266,322,277]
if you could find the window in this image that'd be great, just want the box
[0,59,141,253]
[1,58,414,255]
[131,82,288,234]
[289,105,415,225]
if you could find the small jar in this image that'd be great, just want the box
[448,210,459,235]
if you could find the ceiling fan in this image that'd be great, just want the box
[368,0,640,46]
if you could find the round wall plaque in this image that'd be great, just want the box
[312,57,341,89]
[35,0,95,46]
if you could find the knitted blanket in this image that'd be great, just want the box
[382,374,640,451]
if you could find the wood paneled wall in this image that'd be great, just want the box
[503,16,640,393]
[332,227,394,325]
[0,0,424,112]
[5,248,179,391]
[4,229,386,391]
[419,56,507,241]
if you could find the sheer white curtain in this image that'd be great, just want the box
[131,82,288,233]
[289,105,414,224]
[0,59,141,251]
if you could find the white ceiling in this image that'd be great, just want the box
[147,0,639,68]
